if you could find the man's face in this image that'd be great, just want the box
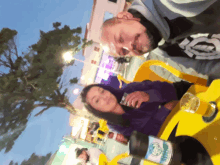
[78,151,88,162]
[101,12,154,57]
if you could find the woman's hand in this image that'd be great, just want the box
[164,100,179,111]
[125,91,150,108]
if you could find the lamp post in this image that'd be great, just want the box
[73,88,80,95]
[63,52,73,63]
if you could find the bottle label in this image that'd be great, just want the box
[145,136,173,165]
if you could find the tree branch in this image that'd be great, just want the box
[34,101,55,108]
[5,49,15,70]
[34,107,51,116]
[11,38,19,58]
[0,57,11,68]
[23,76,37,90]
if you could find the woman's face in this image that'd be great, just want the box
[86,86,118,113]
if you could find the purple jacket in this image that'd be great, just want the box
[97,80,178,137]
[101,75,127,89]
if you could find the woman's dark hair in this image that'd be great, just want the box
[80,84,130,127]
[75,148,88,158]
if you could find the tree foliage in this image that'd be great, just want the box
[69,77,79,84]
[9,152,52,165]
[0,23,92,153]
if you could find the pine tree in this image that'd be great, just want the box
[0,23,92,153]
[9,152,52,165]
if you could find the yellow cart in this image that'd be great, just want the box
[99,60,220,164]
[99,80,220,165]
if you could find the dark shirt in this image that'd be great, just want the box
[129,1,220,60]
[107,80,178,138]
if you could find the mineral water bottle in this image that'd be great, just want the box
[129,131,184,165]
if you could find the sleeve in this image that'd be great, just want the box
[171,0,209,3]
[123,80,178,103]
[121,102,171,137]
[161,0,216,17]
[108,104,171,137]
[88,148,103,165]
[140,106,171,136]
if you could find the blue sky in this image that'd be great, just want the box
[0,0,93,164]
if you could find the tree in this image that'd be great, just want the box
[0,23,92,153]
[9,152,52,165]
[0,98,28,153]
[69,77,79,84]
[9,161,18,165]
[34,78,76,116]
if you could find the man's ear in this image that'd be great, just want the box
[117,11,133,20]
[117,11,140,21]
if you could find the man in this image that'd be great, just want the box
[75,147,103,165]
[108,132,128,144]
[101,0,220,83]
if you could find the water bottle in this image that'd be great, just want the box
[129,131,183,165]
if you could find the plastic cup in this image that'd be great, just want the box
[180,92,215,117]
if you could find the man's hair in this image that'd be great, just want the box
[100,17,121,44]
[75,148,88,158]
[102,17,120,28]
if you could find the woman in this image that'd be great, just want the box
[81,80,192,138]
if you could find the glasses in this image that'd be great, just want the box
[180,92,216,118]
